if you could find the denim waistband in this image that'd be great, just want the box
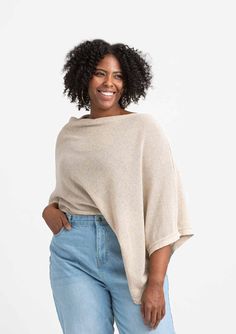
[63,212,108,226]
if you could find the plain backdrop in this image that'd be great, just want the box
[0,0,235,333]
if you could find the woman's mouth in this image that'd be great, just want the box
[97,89,116,98]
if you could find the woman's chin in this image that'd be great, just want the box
[95,101,118,111]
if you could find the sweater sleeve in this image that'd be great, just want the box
[47,132,60,206]
[142,117,194,257]
[46,119,72,207]
[48,189,59,205]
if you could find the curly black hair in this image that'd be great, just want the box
[62,39,153,111]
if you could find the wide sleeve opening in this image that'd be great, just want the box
[147,229,194,257]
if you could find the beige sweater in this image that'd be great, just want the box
[48,112,194,304]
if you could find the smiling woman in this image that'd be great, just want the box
[43,38,193,334]
[87,54,125,116]
[61,38,152,119]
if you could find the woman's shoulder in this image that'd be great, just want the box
[138,113,171,147]
[54,117,75,142]
[136,112,165,132]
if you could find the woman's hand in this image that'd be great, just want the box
[140,282,165,330]
[42,204,71,235]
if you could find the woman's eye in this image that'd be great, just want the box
[115,74,123,80]
[95,71,104,76]
[94,71,123,79]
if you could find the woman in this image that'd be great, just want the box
[42,39,194,333]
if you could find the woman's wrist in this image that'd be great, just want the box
[42,202,59,218]
[49,202,59,209]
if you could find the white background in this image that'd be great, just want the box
[0,0,235,333]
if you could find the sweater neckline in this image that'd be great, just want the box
[70,112,141,124]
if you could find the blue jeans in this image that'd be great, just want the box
[49,213,176,334]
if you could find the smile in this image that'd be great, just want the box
[97,89,116,96]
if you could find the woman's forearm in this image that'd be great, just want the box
[147,244,172,286]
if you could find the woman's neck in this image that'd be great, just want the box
[88,108,128,119]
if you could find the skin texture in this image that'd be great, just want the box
[42,53,172,330]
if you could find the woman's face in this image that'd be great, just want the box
[88,54,124,111]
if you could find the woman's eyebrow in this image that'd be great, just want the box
[95,68,122,73]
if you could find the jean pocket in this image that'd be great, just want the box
[53,227,65,237]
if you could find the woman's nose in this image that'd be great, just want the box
[103,75,114,86]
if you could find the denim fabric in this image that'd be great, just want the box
[49,213,176,334]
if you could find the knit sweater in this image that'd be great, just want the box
[48,111,194,304]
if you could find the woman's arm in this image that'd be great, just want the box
[140,244,172,329]
[147,244,172,286]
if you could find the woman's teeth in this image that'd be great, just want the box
[98,90,114,96]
